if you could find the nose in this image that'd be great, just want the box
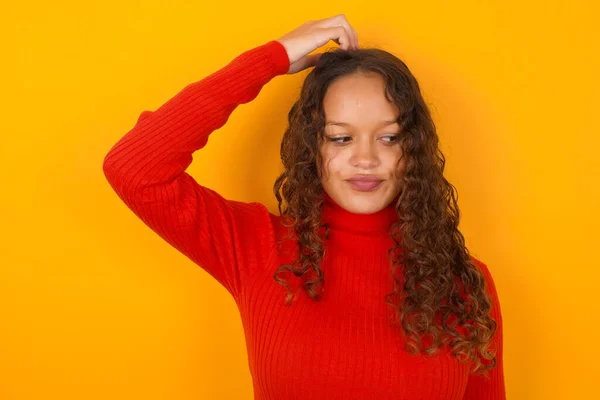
[350,140,380,169]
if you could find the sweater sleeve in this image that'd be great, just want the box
[463,259,506,399]
[102,40,291,300]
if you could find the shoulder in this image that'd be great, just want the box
[469,255,496,288]
[469,254,503,318]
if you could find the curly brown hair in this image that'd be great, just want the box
[272,46,498,377]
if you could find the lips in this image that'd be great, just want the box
[347,176,384,191]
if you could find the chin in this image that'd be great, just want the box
[345,195,387,214]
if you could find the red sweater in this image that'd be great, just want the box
[102,39,505,400]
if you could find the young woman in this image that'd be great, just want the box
[103,14,505,400]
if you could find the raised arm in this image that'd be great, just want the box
[463,259,506,399]
[102,40,290,299]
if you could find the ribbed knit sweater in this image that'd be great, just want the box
[102,39,505,399]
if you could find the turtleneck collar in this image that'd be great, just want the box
[321,191,400,236]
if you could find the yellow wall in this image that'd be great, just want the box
[2,1,598,399]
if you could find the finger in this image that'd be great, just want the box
[350,25,359,49]
[308,52,323,66]
[287,52,323,74]
[336,17,358,49]
[328,26,351,50]
[319,14,357,50]
[336,22,356,50]
[301,52,323,70]
[345,23,358,50]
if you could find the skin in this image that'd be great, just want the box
[319,72,407,215]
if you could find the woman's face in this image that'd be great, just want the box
[319,72,406,215]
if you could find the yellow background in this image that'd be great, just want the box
[2,1,598,399]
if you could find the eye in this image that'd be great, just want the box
[381,135,400,143]
[327,136,352,144]
[325,134,400,145]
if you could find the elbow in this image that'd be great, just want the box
[102,150,119,186]
[102,149,131,199]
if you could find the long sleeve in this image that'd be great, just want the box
[463,259,506,399]
[102,40,291,300]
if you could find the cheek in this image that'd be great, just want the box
[319,147,344,179]
[383,150,405,171]
[394,154,407,174]
[398,151,408,174]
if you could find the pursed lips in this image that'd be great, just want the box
[346,175,384,183]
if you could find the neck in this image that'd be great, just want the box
[321,191,400,236]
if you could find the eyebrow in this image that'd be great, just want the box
[325,120,399,126]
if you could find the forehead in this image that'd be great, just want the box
[323,72,400,128]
